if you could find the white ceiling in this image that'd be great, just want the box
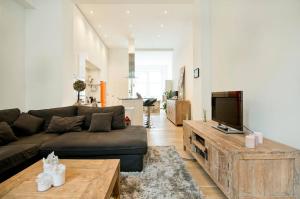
[74,0,194,4]
[76,1,194,49]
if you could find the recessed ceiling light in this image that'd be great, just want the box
[126,10,131,15]
[157,34,161,38]
[90,10,94,15]
[163,10,168,15]
[160,24,164,28]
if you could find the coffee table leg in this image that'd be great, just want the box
[112,173,120,199]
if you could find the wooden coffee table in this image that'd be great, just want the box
[0,159,120,199]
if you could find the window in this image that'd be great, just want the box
[134,69,163,100]
[133,51,173,100]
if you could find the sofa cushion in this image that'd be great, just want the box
[89,113,113,132]
[8,132,59,147]
[40,126,147,157]
[0,108,20,126]
[0,122,18,145]
[28,106,78,130]
[77,106,125,130]
[46,116,85,133]
[0,144,39,175]
[13,113,44,136]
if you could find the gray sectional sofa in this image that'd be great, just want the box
[0,105,147,182]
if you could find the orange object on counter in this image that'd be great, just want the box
[125,116,131,127]
[100,81,106,107]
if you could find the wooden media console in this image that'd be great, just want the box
[183,120,300,199]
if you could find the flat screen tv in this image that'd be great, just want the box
[211,91,243,132]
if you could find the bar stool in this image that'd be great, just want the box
[143,98,157,128]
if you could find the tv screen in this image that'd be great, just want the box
[211,91,243,131]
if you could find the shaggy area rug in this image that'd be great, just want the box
[120,146,204,199]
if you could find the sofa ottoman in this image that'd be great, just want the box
[0,144,39,181]
[40,126,147,171]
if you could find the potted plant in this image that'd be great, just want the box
[73,80,86,105]
[163,90,173,113]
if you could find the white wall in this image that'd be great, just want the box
[0,0,26,110]
[25,0,108,110]
[191,1,202,120]
[25,0,75,110]
[73,6,108,82]
[0,0,108,110]
[208,0,300,149]
[172,20,208,120]
[107,48,129,105]
[181,0,212,121]
[61,0,77,107]
[197,0,212,121]
[172,1,213,120]
[73,5,108,102]
[172,24,195,115]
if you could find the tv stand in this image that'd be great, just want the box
[212,123,244,134]
[183,120,300,199]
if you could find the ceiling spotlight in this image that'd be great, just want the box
[126,10,131,15]
[90,10,94,15]
[160,24,164,28]
[163,10,168,15]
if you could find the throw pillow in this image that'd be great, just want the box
[77,106,125,130]
[89,113,113,132]
[28,106,78,130]
[0,122,18,145]
[13,113,44,136]
[0,108,21,126]
[46,116,85,133]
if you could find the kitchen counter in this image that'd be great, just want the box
[120,98,143,126]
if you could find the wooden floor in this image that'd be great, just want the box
[146,111,226,199]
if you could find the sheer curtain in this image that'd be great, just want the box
[134,68,163,100]
[133,51,173,100]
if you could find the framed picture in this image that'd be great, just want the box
[177,66,185,100]
[194,68,200,78]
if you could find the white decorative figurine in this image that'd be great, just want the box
[36,173,52,192]
[52,164,66,187]
[43,152,59,174]
[36,152,66,192]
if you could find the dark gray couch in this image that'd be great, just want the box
[0,106,147,182]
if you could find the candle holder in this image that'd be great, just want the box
[36,152,66,192]
[245,134,256,148]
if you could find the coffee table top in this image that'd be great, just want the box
[0,159,120,199]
